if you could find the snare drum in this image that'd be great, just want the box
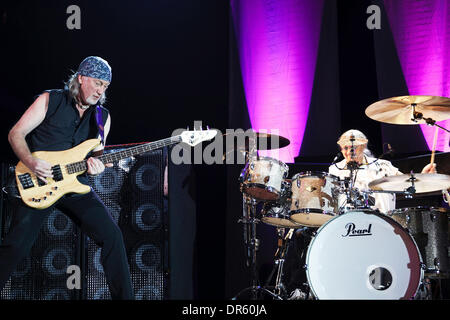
[289,172,340,227]
[240,156,289,201]
[388,207,450,278]
[306,210,423,299]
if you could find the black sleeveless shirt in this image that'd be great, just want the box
[27,89,109,153]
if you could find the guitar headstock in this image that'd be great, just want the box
[180,127,218,146]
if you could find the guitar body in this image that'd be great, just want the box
[15,139,101,209]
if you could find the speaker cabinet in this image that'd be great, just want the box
[0,202,81,300]
[86,148,169,300]
[0,147,169,300]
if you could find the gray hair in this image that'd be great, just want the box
[65,72,106,105]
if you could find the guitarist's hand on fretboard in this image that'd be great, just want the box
[86,157,113,176]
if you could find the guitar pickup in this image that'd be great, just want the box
[18,173,34,189]
[52,165,64,182]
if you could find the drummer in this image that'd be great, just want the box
[328,129,436,213]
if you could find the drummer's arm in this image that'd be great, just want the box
[390,162,436,175]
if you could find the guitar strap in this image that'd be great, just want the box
[95,105,105,146]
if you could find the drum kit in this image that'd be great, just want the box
[232,95,450,300]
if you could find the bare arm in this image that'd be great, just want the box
[8,92,53,181]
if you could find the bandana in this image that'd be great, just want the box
[337,129,368,147]
[77,56,112,82]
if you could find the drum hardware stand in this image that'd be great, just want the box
[233,194,282,300]
[443,189,450,204]
[417,276,446,300]
[262,228,294,299]
[344,134,364,208]
[405,172,417,195]
[411,105,450,134]
[343,173,362,209]
[359,191,374,209]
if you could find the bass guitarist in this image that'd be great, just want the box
[0,56,134,299]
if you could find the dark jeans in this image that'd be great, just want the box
[0,190,134,300]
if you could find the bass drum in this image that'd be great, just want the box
[306,210,423,299]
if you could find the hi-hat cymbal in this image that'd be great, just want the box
[368,173,450,194]
[223,131,290,150]
[365,95,450,125]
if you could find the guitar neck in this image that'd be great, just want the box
[66,135,181,174]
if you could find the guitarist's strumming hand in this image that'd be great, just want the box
[86,157,113,176]
[28,157,53,184]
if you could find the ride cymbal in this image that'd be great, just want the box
[365,95,450,125]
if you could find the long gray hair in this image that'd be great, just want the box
[65,72,107,105]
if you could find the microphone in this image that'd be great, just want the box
[332,151,344,164]
[387,143,394,155]
[380,143,395,159]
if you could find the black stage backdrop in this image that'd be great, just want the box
[0,0,229,300]
[0,0,448,301]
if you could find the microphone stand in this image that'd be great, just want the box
[345,136,360,208]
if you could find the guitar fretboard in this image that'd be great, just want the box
[66,136,181,174]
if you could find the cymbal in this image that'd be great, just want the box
[365,95,450,125]
[223,131,290,150]
[251,132,290,149]
[368,173,450,194]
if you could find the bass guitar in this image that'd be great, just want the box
[14,129,217,209]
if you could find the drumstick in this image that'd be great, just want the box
[430,126,438,165]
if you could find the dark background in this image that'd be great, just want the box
[0,0,448,300]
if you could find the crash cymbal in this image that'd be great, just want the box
[251,132,290,149]
[223,131,290,150]
[365,95,450,125]
[368,173,450,194]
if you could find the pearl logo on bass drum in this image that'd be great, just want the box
[342,223,372,237]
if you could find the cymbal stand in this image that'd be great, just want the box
[405,171,417,194]
[262,228,294,297]
[272,228,294,297]
[233,136,282,300]
[411,105,450,134]
[232,194,281,300]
